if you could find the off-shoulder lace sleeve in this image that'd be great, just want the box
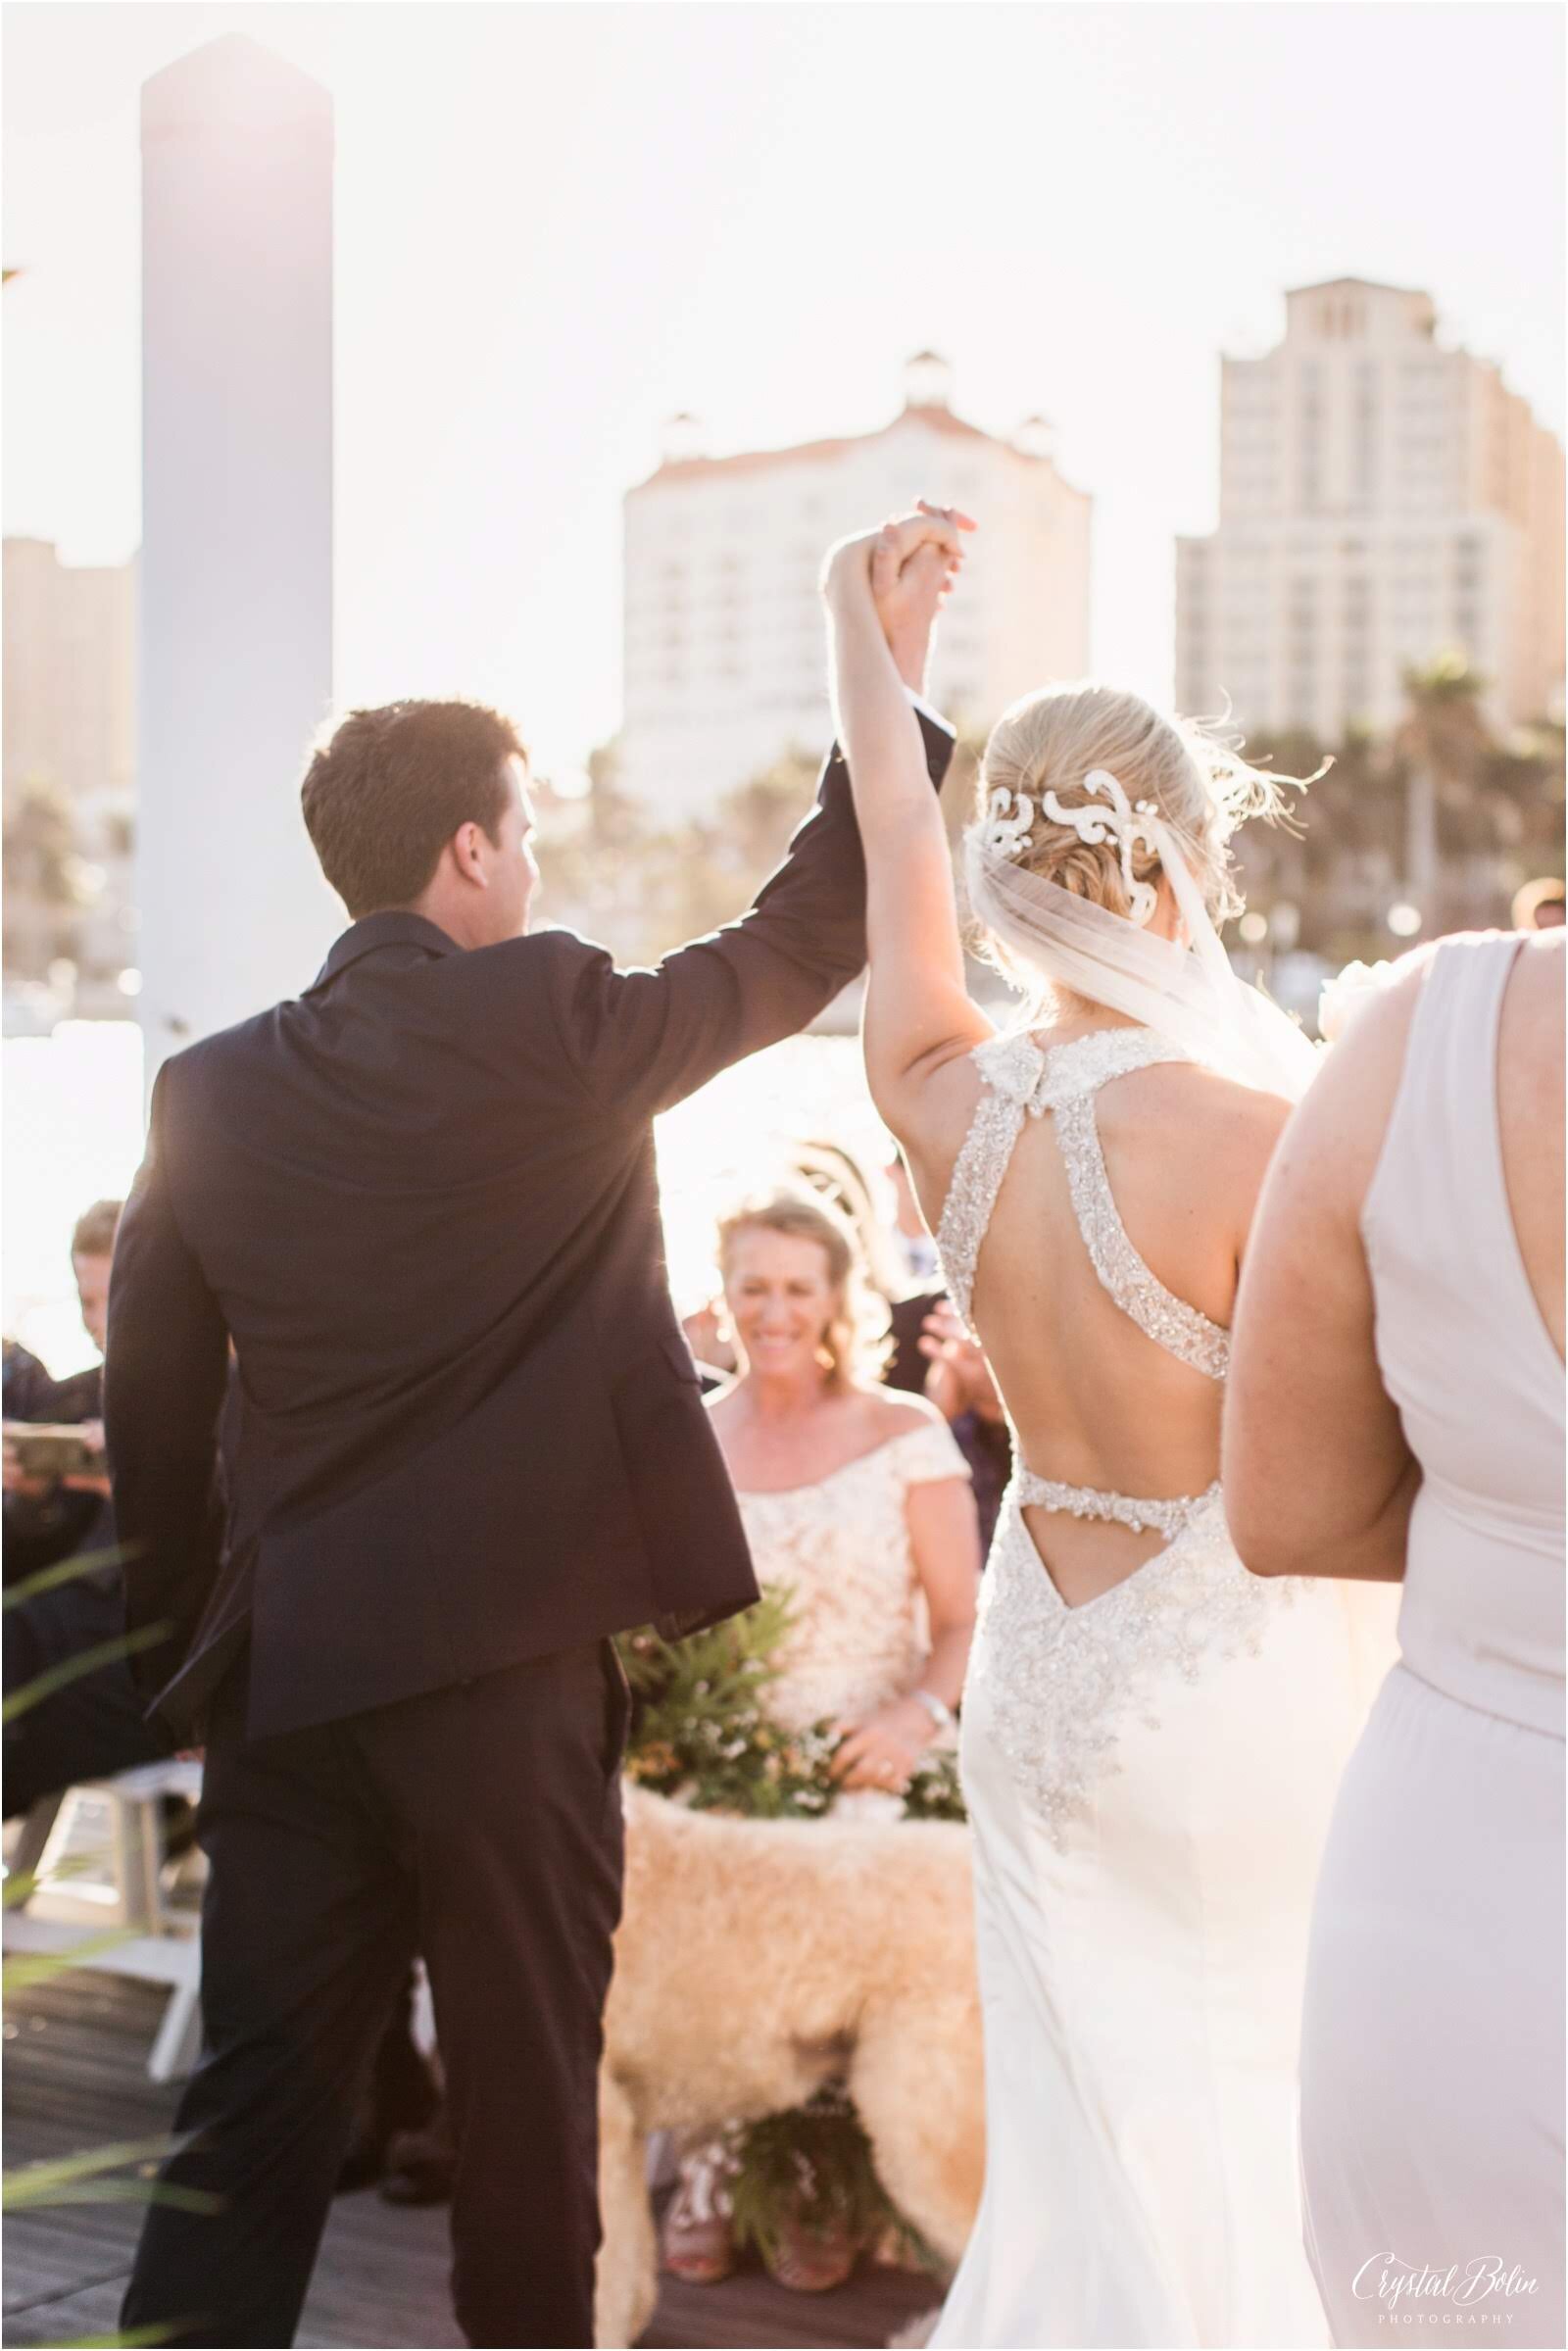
[889,1416,973,1488]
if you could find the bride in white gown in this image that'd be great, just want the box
[820,511,1385,2349]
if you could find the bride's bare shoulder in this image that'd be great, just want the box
[1109,1058,1293,1177]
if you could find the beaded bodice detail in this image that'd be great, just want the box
[937,1026,1230,1379]
[938,1024,1294,1842]
[968,1488,1292,1846]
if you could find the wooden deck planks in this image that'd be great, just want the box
[4,1976,941,2349]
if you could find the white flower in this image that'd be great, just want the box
[1318,958,1397,1045]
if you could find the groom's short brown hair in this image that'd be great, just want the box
[301,698,527,919]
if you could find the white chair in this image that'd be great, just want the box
[4,1757,205,2082]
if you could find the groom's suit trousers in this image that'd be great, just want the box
[121,1636,629,2349]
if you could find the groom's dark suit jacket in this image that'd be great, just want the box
[105,715,955,1739]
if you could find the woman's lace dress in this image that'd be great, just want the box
[929,1028,1373,2350]
[736,1418,970,1758]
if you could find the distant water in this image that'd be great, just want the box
[1,1023,880,1374]
[3,1023,148,1376]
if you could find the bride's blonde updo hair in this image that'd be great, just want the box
[716,1188,892,1395]
[976,682,1301,932]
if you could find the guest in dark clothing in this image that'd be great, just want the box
[3,1342,104,1587]
[3,1203,175,1814]
[4,1339,75,1423]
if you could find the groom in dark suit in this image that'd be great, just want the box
[108,515,960,2346]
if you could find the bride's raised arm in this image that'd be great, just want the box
[822,511,993,1135]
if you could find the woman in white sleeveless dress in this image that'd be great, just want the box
[817,511,1378,2347]
[1226,931,1565,2347]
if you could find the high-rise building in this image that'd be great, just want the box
[618,356,1091,808]
[1176,278,1566,743]
[2,537,137,1017]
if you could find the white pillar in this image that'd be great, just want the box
[139,34,334,1081]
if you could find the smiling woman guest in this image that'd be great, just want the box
[709,1188,979,1786]
[660,1185,981,2293]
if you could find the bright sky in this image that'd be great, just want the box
[4,2,1563,778]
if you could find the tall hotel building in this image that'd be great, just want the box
[618,356,1092,809]
[1176,279,1565,743]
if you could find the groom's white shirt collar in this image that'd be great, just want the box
[906,687,949,729]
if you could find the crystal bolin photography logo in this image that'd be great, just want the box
[1353,2251,1541,2327]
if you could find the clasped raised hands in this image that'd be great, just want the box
[821,501,975,606]
[821,502,977,689]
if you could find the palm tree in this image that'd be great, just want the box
[1396,653,1491,924]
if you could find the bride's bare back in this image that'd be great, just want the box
[905,1020,1289,1608]
[814,507,1306,1610]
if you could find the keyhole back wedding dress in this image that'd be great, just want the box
[928,1025,1373,2351]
